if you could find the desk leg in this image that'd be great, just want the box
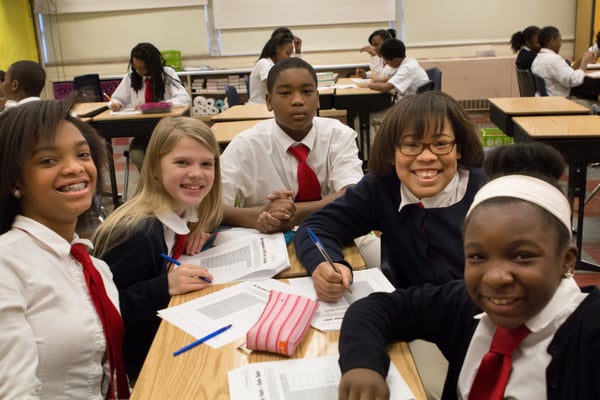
[358,111,371,162]
[105,138,121,207]
[571,164,600,271]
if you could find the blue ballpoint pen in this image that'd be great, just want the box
[160,253,212,284]
[306,228,352,292]
[173,324,233,356]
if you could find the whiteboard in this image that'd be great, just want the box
[33,0,206,13]
[404,0,576,45]
[213,0,395,29]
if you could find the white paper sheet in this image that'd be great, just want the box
[288,268,395,332]
[228,355,416,400]
[179,230,290,284]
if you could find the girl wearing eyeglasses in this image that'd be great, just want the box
[294,91,485,399]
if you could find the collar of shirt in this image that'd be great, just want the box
[398,167,469,211]
[461,278,587,399]
[156,208,198,235]
[538,48,557,56]
[272,118,317,154]
[12,215,92,257]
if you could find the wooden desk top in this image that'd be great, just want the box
[335,77,386,96]
[91,105,190,122]
[276,242,366,279]
[210,120,264,144]
[131,282,426,400]
[513,115,600,138]
[488,97,590,115]
[211,104,274,122]
[73,102,108,118]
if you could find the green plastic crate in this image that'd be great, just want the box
[161,50,182,71]
[481,127,513,147]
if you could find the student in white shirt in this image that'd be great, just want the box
[356,28,398,81]
[0,99,129,399]
[531,26,595,97]
[0,60,45,110]
[221,57,363,233]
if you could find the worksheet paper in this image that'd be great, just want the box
[228,355,416,400]
[288,268,395,332]
[179,230,290,283]
[157,279,304,348]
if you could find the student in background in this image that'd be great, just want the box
[356,28,398,81]
[363,38,429,98]
[109,42,190,169]
[0,60,46,110]
[338,142,600,400]
[531,26,595,97]
[92,117,222,382]
[0,99,129,398]
[271,27,303,57]
[247,32,295,105]
[509,25,541,70]
[295,91,485,399]
[221,57,363,233]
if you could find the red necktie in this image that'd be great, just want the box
[144,78,152,103]
[287,144,322,202]
[171,233,187,260]
[468,324,530,400]
[70,243,129,399]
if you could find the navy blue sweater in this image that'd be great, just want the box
[294,169,487,288]
[339,280,600,399]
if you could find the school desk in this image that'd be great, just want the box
[210,119,264,147]
[277,241,366,279]
[210,104,274,122]
[73,102,108,118]
[130,282,427,400]
[512,115,600,271]
[333,78,395,162]
[89,105,190,206]
[488,97,590,137]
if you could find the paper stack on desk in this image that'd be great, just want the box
[179,229,290,284]
[228,355,415,400]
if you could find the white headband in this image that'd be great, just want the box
[466,175,571,235]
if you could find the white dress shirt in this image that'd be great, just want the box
[157,207,199,253]
[531,48,585,97]
[0,216,121,399]
[220,117,363,206]
[387,57,430,98]
[458,278,587,399]
[110,66,190,109]
[248,58,275,105]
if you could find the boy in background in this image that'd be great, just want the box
[1,60,46,110]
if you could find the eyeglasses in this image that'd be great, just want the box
[397,140,456,156]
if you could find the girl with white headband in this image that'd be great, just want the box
[338,142,600,400]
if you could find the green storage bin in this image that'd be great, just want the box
[481,127,513,147]
[162,50,182,71]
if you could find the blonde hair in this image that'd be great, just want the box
[92,116,223,256]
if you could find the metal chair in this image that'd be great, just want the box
[515,68,536,97]
[425,67,442,91]
[532,73,549,96]
[244,75,250,94]
[416,80,434,94]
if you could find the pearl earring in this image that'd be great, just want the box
[564,269,574,279]
[12,189,21,198]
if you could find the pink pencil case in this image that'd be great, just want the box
[246,290,319,356]
[140,101,172,114]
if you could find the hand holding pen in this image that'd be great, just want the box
[306,228,353,302]
[160,253,213,295]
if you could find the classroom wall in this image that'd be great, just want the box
[35,0,577,102]
[0,0,39,70]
